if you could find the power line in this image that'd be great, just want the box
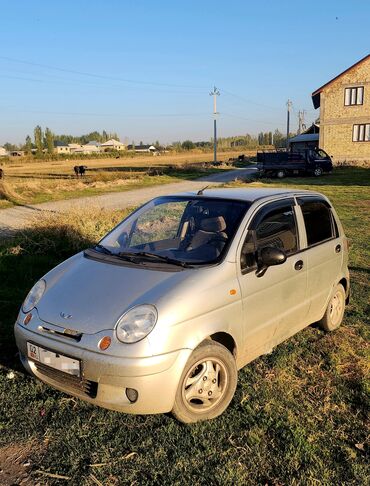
[0,55,208,90]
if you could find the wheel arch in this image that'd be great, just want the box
[202,332,237,359]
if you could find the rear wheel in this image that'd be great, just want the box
[276,169,286,179]
[172,341,237,423]
[318,284,346,331]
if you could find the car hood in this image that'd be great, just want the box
[37,252,188,334]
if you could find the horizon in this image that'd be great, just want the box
[1,0,369,146]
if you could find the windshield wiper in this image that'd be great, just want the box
[94,244,114,255]
[93,245,140,263]
[118,251,191,268]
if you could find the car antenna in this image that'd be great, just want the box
[197,185,209,195]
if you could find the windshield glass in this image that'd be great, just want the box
[99,196,249,265]
[316,149,329,159]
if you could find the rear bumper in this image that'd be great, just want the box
[15,322,192,415]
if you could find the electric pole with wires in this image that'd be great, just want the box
[210,86,220,163]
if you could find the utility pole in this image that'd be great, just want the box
[298,109,307,134]
[286,99,292,149]
[210,86,220,163]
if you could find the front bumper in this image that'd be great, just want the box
[14,318,192,415]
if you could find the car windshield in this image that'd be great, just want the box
[98,196,249,265]
[316,149,329,159]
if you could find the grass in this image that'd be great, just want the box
[0,167,369,485]
[0,150,252,207]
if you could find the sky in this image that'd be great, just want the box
[0,0,369,146]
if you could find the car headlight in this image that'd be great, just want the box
[115,305,157,344]
[22,279,46,313]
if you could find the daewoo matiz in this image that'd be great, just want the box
[15,188,349,423]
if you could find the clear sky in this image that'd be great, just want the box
[0,0,369,146]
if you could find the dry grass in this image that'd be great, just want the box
[0,150,248,206]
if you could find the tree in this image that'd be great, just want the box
[34,125,43,156]
[24,135,33,154]
[44,127,54,154]
[3,142,18,152]
[182,140,195,150]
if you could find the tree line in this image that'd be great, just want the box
[2,127,294,155]
[3,128,121,155]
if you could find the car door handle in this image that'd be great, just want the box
[294,260,304,271]
[335,244,341,253]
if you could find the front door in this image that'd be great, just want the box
[237,199,309,364]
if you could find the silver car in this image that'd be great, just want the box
[14,188,350,423]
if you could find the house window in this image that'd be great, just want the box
[344,86,364,106]
[353,124,370,142]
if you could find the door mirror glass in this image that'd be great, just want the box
[256,246,287,277]
[260,246,287,266]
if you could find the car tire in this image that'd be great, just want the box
[276,170,286,178]
[172,340,237,423]
[313,166,323,177]
[318,284,346,332]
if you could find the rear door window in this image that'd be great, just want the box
[298,199,337,246]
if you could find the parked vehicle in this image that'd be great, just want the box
[15,188,349,423]
[257,148,333,178]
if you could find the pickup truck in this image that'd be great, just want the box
[257,148,333,178]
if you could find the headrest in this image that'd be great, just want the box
[199,216,226,232]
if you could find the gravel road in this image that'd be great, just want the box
[0,167,257,234]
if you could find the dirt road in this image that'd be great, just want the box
[0,167,257,234]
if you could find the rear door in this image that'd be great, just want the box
[237,198,309,362]
[297,197,343,322]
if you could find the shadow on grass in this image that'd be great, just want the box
[0,224,95,372]
[256,166,370,187]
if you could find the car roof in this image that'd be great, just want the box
[170,187,322,203]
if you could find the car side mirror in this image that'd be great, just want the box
[256,246,287,277]
[117,232,129,248]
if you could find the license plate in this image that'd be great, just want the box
[27,342,81,377]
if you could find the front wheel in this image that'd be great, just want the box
[318,284,346,331]
[172,341,237,423]
[276,169,286,178]
[313,166,323,177]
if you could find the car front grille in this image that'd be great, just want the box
[35,361,98,398]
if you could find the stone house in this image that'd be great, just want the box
[311,54,370,163]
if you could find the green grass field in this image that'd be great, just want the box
[0,167,369,485]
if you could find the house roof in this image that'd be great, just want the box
[86,140,101,146]
[289,133,319,143]
[54,140,68,147]
[312,53,370,109]
[101,138,124,146]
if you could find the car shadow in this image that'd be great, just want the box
[0,224,96,373]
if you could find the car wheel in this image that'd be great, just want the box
[319,284,346,332]
[313,167,323,177]
[172,341,237,423]
[276,170,286,178]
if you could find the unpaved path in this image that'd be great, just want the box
[0,167,257,234]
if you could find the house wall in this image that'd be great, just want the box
[56,146,70,154]
[319,58,370,163]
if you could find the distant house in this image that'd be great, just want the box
[0,147,8,157]
[311,53,370,162]
[67,143,82,153]
[54,141,70,154]
[100,139,126,151]
[74,144,101,154]
[86,140,101,148]
[127,144,157,153]
[289,124,320,151]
